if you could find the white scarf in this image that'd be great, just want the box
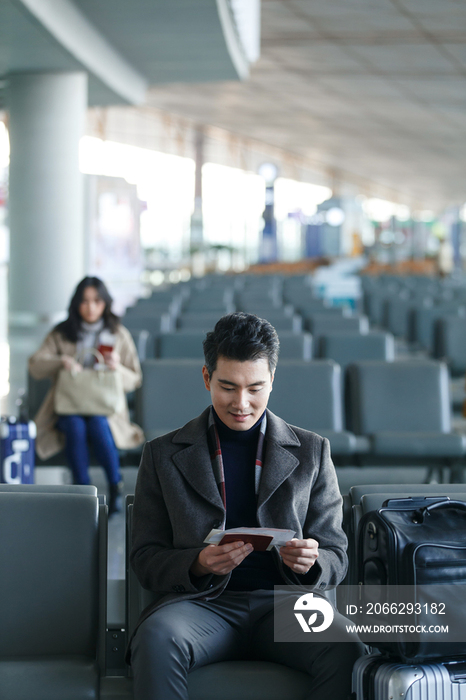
[76,319,105,367]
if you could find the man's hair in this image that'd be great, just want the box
[203,312,280,377]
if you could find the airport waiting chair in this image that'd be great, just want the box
[0,490,107,700]
[361,280,403,327]
[318,331,395,367]
[345,360,466,478]
[435,316,466,376]
[122,312,174,334]
[176,311,303,333]
[0,484,97,495]
[254,311,303,333]
[229,307,303,333]
[176,312,229,331]
[135,359,210,440]
[27,373,69,468]
[129,328,153,362]
[136,358,360,454]
[237,304,293,319]
[412,302,464,354]
[282,293,326,313]
[126,300,179,318]
[27,371,51,421]
[125,497,311,700]
[182,300,235,314]
[307,313,369,338]
[267,360,364,458]
[318,331,395,414]
[382,293,416,340]
[156,331,205,359]
[155,331,312,361]
[362,288,389,327]
[277,332,313,360]
[132,289,183,307]
[299,304,346,325]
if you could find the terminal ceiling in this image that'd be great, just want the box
[1,0,465,211]
[145,0,466,212]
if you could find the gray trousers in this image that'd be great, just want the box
[130,590,365,700]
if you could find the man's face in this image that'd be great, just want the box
[202,356,274,431]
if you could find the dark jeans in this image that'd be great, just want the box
[56,414,121,486]
[130,590,365,700]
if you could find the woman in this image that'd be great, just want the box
[29,276,144,514]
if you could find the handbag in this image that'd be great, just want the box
[54,348,125,416]
[357,497,466,662]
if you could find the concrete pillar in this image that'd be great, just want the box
[190,127,204,249]
[8,72,87,325]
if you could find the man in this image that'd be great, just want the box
[129,312,364,699]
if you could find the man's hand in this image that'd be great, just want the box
[190,541,254,577]
[279,538,319,575]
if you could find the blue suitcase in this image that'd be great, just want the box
[0,417,36,484]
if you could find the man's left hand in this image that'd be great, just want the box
[279,538,319,575]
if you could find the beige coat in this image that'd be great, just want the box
[28,324,145,459]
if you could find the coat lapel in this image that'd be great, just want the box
[171,408,225,512]
[256,410,301,510]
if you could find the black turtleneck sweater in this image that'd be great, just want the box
[213,409,283,591]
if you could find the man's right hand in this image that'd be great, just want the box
[190,541,254,577]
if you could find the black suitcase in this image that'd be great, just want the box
[357,496,466,662]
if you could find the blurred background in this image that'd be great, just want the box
[1,0,466,435]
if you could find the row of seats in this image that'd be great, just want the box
[27,348,465,476]
[0,485,318,700]
[135,358,466,478]
[0,486,108,700]
[6,481,466,699]
[123,272,364,337]
[123,304,368,337]
[361,273,466,375]
[129,328,393,363]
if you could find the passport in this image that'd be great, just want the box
[204,526,296,551]
[218,532,274,551]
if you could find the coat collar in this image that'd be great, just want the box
[256,409,301,510]
[171,408,222,510]
[170,408,301,512]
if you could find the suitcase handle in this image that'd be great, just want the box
[424,499,466,514]
[414,499,466,523]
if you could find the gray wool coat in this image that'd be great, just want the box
[130,406,347,637]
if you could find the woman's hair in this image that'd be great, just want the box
[54,276,120,343]
[203,312,280,377]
